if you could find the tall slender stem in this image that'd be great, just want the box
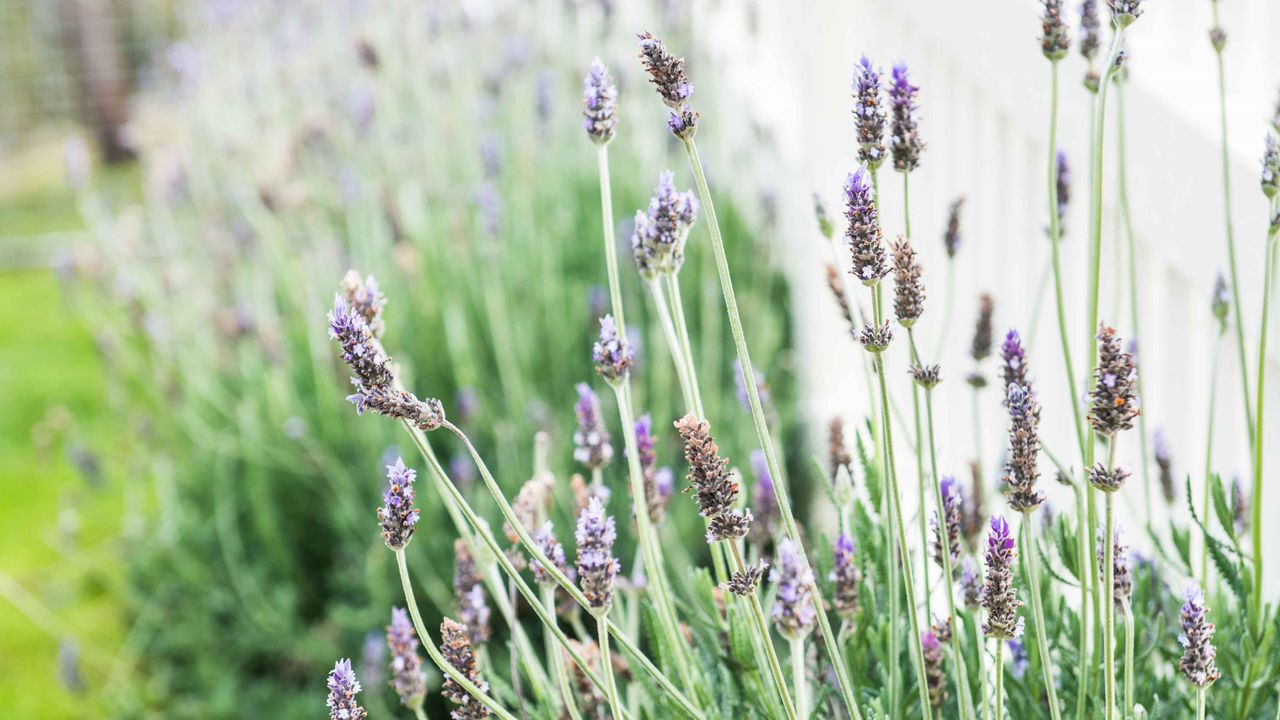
[647,278,698,414]
[925,389,976,720]
[1250,204,1279,633]
[1102,441,1119,720]
[727,542,799,720]
[666,275,707,418]
[682,137,863,720]
[1200,334,1223,583]
[395,549,519,720]
[596,613,625,720]
[545,588,584,720]
[1122,601,1134,718]
[1072,471,1092,720]
[1210,6,1255,448]
[596,145,626,333]
[1196,688,1206,720]
[993,641,1005,720]
[1021,516,1063,720]
[908,331,933,618]
[979,618,990,720]
[790,635,810,720]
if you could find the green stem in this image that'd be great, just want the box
[1072,468,1092,720]
[440,421,703,719]
[994,641,1005,720]
[545,588,584,720]
[908,331,932,618]
[791,635,810,720]
[682,136,863,720]
[1196,687,1206,720]
[1200,334,1223,583]
[646,277,698,413]
[1250,202,1279,634]
[978,617,989,720]
[1102,440,1119,720]
[596,613,625,720]
[1022,516,1063,720]
[414,707,428,720]
[666,274,707,419]
[596,145,626,333]
[727,542,799,719]
[1122,601,1134,719]
[395,549,519,720]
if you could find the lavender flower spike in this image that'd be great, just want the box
[674,415,753,543]
[386,608,427,709]
[960,557,981,609]
[1000,330,1032,397]
[922,630,947,709]
[592,314,633,382]
[829,532,862,619]
[341,269,386,338]
[572,383,613,470]
[530,522,571,586]
[980,515,1024,639]
[852,56,887,170]
[931,475,963,574]
[454,539,491,647]
[631,171,699,278]
[378,458,421,549]
[636,32,697,139]
[1107,0,1143,27]
[944,196,964,258]
[582,58,618,145]
[1089,324,1140,436]
[889,62,924,172]
[1041,0,1070,60]
[1095,525,1133,611]
[575,497,621,615]
[748,449,779,545]
[1055,149,1071,232]
[770,538,817,639]
[1262,133,1279,199]
[440,618,491,720]
[1178,584,1221,688]
[634,414,673,526]
[844,167,888,285]
[1003,384,1045,513]
[891,235,925,327]
[1080,0,1101,63]
[326,658,368,720]
[1211,273,1230,331]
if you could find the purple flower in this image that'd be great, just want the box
[326,658,368,720]
[829,533,861,619]
[1211,273,1230,330]
[931,475,963,573]
[733,360,773,417]
[635,414,673,526]
[1107,0,1143,26]
[1002,384,1045,513]
[922,630,947,708]
[1008,639,1030,679]
[637,32,698,139]
[341,270,386,338]
[632,171,699,278]
[359,632,385,698]
[1096,525,1133,611]
[1262,134,1279,199]
[386,608,427,709]
[440,619,490,719]
[378,458,421,549]
[454,539,491,646]
[852,56,887,170]
[1055,150,1071,233]
[1178,584,1221,687]
[1089,324,1140,436]
[844,167,888,284]
[1000,330,1031,398]
[891,236,925,327]
[572,384,613,470]
[960,556,981,609]
[1041,0,1070,60]
[576,497,621,614]
[770,538,816,639]
[889,63,924,172]
[748,449,779,545]
[592,315,633,382]
[582,57,618,144]
[980,516,1024,639]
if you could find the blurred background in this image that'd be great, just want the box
[1,0,1276,717]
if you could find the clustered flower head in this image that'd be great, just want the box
[1088,463,1131,493]
[378,458,421,549]
[592,315,633,382]
[1107,0,1143,27]
[1055,149,1071,232]
[582,57,618,145]
[440,618,491,720]
[828,416,853,480]
[572,383,614,470]
[632,171,699,278]
[971,293,995,363]
[844,167,888,284]
[944,196,964,258]
[1001,330,1032,398]
[859,320,894,353]
[1008,639,1030,680]
[341,269,386,338]
[454,539,491,647]
[1096,525,1133,611]
[1080,0,1101,63]
[852,56,888,170]
[724,561,769,597]
[770,538,816,639]
[921,629,947,709]
[748,449,779,545]
[1153,428,1175,503]
[980,515,1024,639]
[1089,324,1141,436]
[636,32,697,139]
[889,63,924,172]
[1211,273,1230,332]
[575,497,620,615]
[634,414,674,526]
[1003,383,1045,513]
[1178,584,1221,688]
[1041,0,1070,60]
[910,363,942,389]
[829,532,862,619]
[328,295,445,431]
[386,608,427,709]
[327,658,368,720]
[960,557,982,609]
[931,475,963,573]
[530,522,572,586]
[1209,25,1226,53]
[674,415,754,542]
[891,235,925,327]
[1262,133,1279,199]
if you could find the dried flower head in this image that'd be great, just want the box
[582,58,618,145]
[592,315,633,382]
[844,167,888,284]
[632,171,699,278]
[944,196,964,258]
[1262,134,1279,199]
[931,475,963,574]
[1211,273,1230,332]
[1088,463,1131,493]
[813,193,835,239]
[573,384,614,470]
[971,293,995,362]
[530,522,571,587]
[1003,384,1045,513]
[828,416,853,480]
[1080,0,1101,62]
[440,618,491,720]
[634,414,673,526]
[960,557,982,609]
[1107,0,1143,27]
[386,608,427,709]
[1096,525,1133,611]
[859,320,894,353]
[1055,149,1071,233]
[770,538,816,639]
[1001,329,1032,399]
[378,458,421,549]
[891,235,925,326]
[825,264,855,328]
[575,497,620,614]
[1041,0,1071,59]
[853,57,888,170]
[1178,584,1221,688]
[723,561,769,597]
[674,415,752,543]
[328,296,446,430]
[1089,324,1141,436]
[889,63,924,172]
[1209,26,1226,52]
[748,449,779,546]
[829,532,862,619]
[1153,428,1175,503]
[922,630,947,709]
[637,32,698,138]
[341,269,386,338]
[454,540,491,647]
[910,363,942,389]
[980,516,1024,639]
[327,658,368,720]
